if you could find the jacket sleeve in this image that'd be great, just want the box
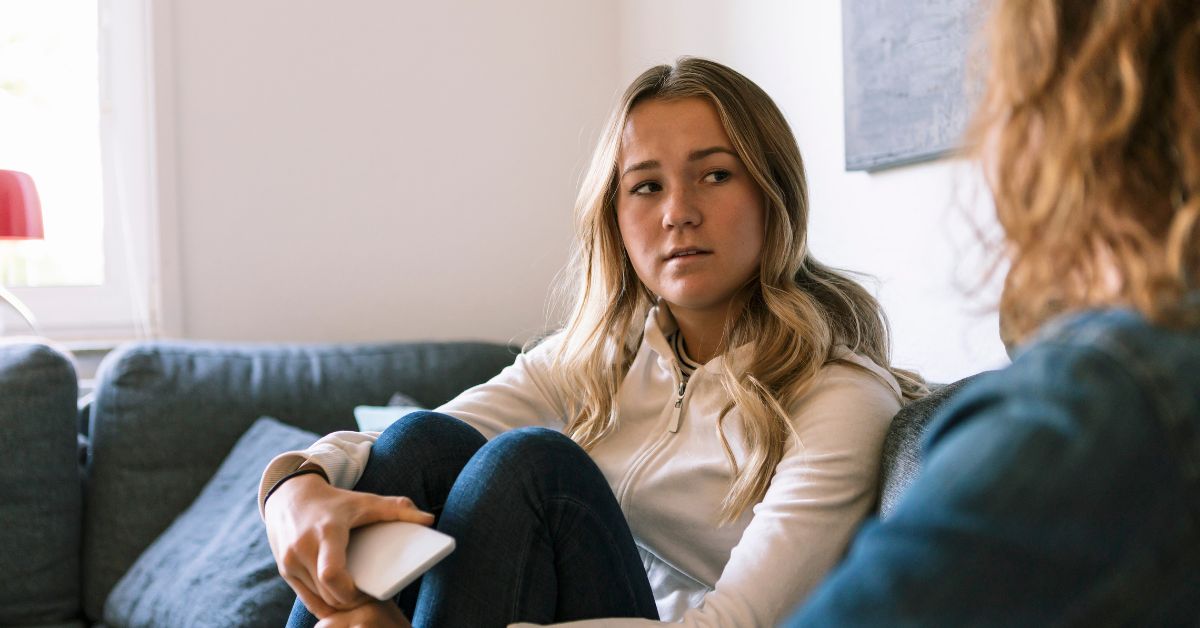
[258,337,570,517]
[513,359,902,628]
[434,334,570,440]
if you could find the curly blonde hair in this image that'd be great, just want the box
[552,58,925,522]
[968,0,1200,344]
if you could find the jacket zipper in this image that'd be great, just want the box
[668,377,687,433]
[614,364,691,508]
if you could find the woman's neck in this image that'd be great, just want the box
[667,304,734,364]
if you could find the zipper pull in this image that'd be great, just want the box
[668,380,686,433]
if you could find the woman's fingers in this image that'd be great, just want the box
[314,600,411,628]
[264,477,431,616]
[266,477,365,612]
[315,525,367,608]
[287,576,338,619]
[348,493,435,528]
[309,492,432,610]
[279,536,339,616]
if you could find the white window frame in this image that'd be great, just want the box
[2,0,180,341]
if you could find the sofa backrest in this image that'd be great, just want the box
[877,373,986,518]
[81,339,517,621]
[0,340,82,626]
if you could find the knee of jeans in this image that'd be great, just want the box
[374,410,483,461]
[482,427,589,473]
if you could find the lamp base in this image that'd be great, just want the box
[0,283,39,335]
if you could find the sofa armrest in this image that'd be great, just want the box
[0,340,82,626]
[81,339,516,621]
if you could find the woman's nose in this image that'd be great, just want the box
[662,187,702,229]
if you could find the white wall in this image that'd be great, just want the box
[617,0,1009,382]
[160,0,618,344]
[158,0,1008,382]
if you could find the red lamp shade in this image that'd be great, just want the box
[0,169,45,240]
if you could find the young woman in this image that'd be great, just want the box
[787,0,1200,624]
[261,58,924,627]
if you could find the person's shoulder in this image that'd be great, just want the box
[930,308,1200,464]
[485,330,565,389]
[512,329,568,364]
[786,349,903,432]
[1017,308,1200,406]
[821,348,904,403]
[1030,307,1196,351]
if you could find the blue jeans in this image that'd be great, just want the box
[286,411,659,628]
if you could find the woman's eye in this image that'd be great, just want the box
[631,181,661,195]
[703,170,731,184]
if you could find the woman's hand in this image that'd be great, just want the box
[263,472,435,617]
[314,600,413,628]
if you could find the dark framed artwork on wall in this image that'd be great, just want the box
[841,0,982,171]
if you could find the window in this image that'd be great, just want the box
[0,0,162,340]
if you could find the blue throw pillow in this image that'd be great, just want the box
[103,417,318,628]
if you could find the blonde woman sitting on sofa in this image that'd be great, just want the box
[260,57,924,628]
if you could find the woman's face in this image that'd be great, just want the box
[615,97,765,319]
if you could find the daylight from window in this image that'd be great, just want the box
[0,0,103,287]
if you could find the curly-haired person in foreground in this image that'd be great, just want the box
[787,0,1200,624]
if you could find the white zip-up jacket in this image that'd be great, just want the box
[259,307,902,626]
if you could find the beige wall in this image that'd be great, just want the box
[160,0,618,345]
[159,1,1007,382]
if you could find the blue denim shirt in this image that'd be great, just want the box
[786,308,1200,626]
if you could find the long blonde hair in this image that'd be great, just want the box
[967,0,1200,344]
[553,57,925,521]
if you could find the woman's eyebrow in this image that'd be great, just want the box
[621,159,659,179]
[688,146,737,161]
[620,147,738,179]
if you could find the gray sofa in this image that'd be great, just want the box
[1,338,518,627]
[0,338,961,627]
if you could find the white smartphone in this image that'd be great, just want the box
[345,521,456,600]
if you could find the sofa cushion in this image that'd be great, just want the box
[878,374,985,518]
[103,417,317,628]
[0,341,82,626]
[82,340,516,619]
[354,391,426,431]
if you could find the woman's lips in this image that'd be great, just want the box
[665,249,712,264]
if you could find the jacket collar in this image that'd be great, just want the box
[642,302,754,375]
[642,302,902,399]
